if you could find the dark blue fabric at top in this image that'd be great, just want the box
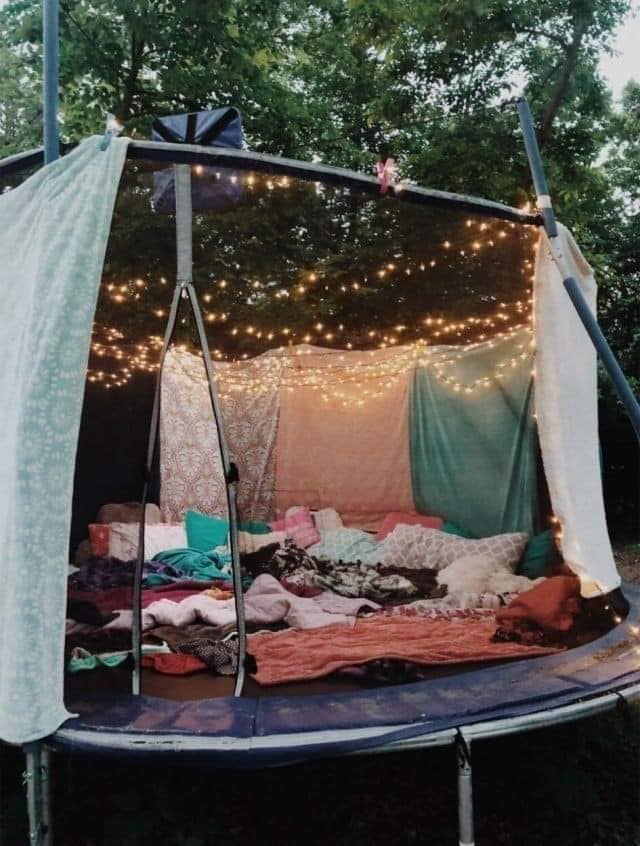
[151,108,245,213]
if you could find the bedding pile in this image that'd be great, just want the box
[65,504,562,686]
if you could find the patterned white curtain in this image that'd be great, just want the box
[0,137,128,743]
[160,348,280,522]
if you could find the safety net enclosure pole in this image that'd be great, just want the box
[517,97,640,442]
[42,0,59,164]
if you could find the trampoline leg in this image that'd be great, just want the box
[41,748,52,846]
[456,733,475,846]
[23,743,44,846]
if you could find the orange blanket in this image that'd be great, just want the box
[248,614,560,686]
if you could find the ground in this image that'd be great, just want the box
[1,546,639,846]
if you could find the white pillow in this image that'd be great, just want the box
[109,522,187,561]
[379,524,528,572]
[238,531,286,554]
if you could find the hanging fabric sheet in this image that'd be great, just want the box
[275,347,414,527]
[409,329,538,537]
[160,348,279,522]
[0,137,129,744]
[533,225,619,596]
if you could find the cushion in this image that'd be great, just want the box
[518,530,556,579]
[376,511,443,541]
[379,524,529,572]
[238,530,286,554]
[312,508,344,535]
[239,520,271,535]
[109,522,188,561]
[270,506,320,549]
[88,524,110,557]
[184,510,229,552]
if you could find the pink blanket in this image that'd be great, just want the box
[248,614,561,686]
[141,574,379,631]
[275,347,414,527]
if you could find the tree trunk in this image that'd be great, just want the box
[537,13,590,148]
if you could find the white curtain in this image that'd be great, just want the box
[534,224,620,597]
[0,137,128,743]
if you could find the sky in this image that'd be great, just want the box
[599,1,640,102]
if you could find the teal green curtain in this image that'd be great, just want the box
[409,330,539,537]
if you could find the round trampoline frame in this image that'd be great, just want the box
[3,141,640,846]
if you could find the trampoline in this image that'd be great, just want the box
[2,9,640,846]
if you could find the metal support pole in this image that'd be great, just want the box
[40,747,52,846]
[517,97,640,444]
[23,744,43,846]
[456,733,475,846]
[42,0,60,164]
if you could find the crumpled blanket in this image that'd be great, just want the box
[69,552,231,592]
[248,614,561,686]
[257,541,445,603]
[493,575,582,645]
[141,573,380,631]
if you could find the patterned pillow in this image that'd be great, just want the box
[379,524,528,572]
[270,506,320,549]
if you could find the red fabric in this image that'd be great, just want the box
[88,523,110,557]
[248,614,560,686]
[375,511,443,541]
[495,575,582,632]
[141,653,206,675]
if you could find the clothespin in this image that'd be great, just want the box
[100,113,125,151]
[374,157,406,195]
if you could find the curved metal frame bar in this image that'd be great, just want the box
[0,141,543,227]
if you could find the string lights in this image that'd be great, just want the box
[88,201,538,398]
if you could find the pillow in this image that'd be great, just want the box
[375,511,443,541]
[109,522,187,561]
[184,510,229,552]
[239,520,271,535]
[88,524,110,557]
[518,530,556,579]
[441,521,475,538]
[238,530,286,554]
[270,506,320,549]
[312,508,344,535]
[379,524,529,572]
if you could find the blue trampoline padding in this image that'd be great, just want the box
[50,585,640,765]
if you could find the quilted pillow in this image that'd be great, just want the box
[109,522,187,561]
[375,511,443,541]
[379,524,529,572]
[270,506,320,549]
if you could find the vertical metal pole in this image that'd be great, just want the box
[42,0,60,164]
[40,747,52,846]
[23,743,43,846]
[517,97,640,444]
[456,733,475,846]
[174,164,247,694]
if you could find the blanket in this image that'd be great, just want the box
[248,614,561,685]
[247,540,445,603]
[141,574,379,631]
